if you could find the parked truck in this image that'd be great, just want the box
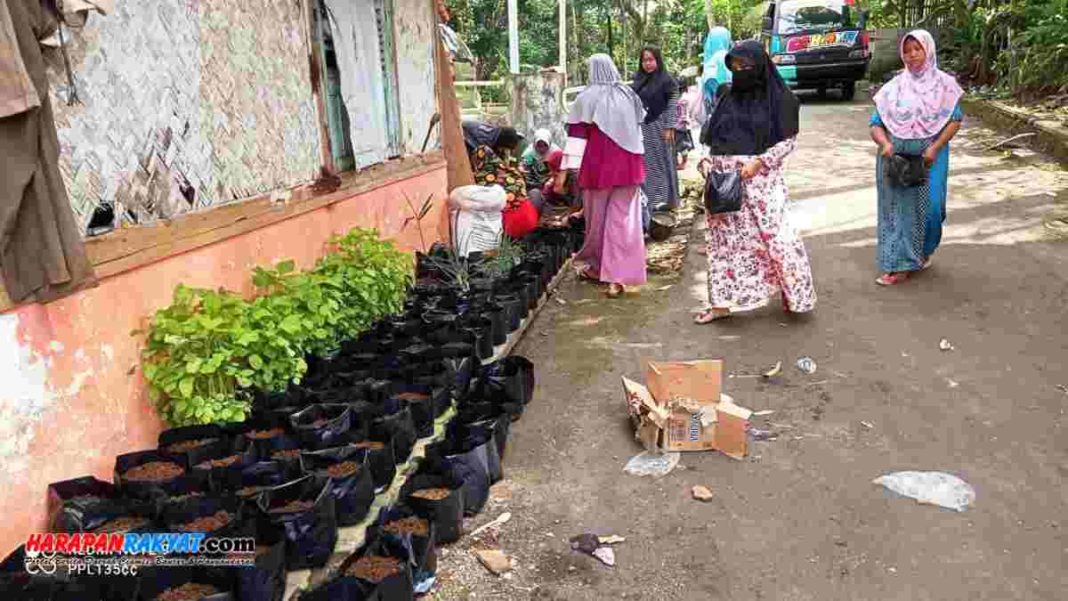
[760,0,871,100]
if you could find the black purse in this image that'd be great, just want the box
[884,153,927,188]
[703,170,742,214]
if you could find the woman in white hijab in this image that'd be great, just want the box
[564,54,648,298]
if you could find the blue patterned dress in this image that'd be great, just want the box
[871,103,963,273]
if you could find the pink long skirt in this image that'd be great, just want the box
[574,186,647,286]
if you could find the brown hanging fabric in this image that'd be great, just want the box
[0,0,95,304]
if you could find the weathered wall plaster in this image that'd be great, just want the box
[0,165,449,558]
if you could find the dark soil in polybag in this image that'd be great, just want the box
[302,448,375,526]
[421,431,497,517]
[258,475,337,570]
[158,425,230,471]
[340,437,397,490]
[402,473,465,544]
[162,495,253,540]
[237,422,300,462]
[378,507,437,588]
[114,450,189,501]
[190,445,258,494]
[300,535,414,601]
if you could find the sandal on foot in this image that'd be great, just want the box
[694,308,731,324]
[606,284,624,298]
[921,256,933,271]
[875,272,909,286]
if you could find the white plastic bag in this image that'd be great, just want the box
[448,185,506,257]
[623,451,680,478]
[873,471,976,512]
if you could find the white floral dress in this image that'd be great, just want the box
[704,137,816,313]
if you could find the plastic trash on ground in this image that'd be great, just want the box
[873,471,976,512]
[623,451,680,477]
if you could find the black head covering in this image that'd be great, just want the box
[701,41,800,156]
[631,46,677,124]
[462,121,524,152]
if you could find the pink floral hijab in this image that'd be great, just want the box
[873,29,963,140]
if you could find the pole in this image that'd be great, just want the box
[558,0,567,73]
[508,0,519,74]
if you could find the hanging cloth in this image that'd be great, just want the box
[1,0,95,304]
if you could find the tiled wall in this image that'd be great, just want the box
[48,0,320,231]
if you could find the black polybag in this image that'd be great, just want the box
[389,386,437,439]
[371,408,417,465]
[258,475,337,570]
[114,450,188,501]
[158,424,230,470]
[378,507,437,590]
[0,545,106,601]
[450,421,503,484]
[46,476,124,533]
[477,356,535,406]
[134,566,234,601]
[290,404,352,451]
[232,462,294,502]
[162,495,254,540]
[190,445,258,494]
[301,448,375,527]
[403,473,465,544]
[301,536,414,601]
[234,526,286,601]
[237,421,299,461]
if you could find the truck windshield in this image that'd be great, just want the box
[777,0,853,35]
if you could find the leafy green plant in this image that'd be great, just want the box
[140,286,300,426]
[482,234,525,278]
[140,228,413,427]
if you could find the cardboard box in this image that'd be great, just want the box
[623,360,751,458]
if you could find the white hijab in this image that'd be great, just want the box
[566,54,646,155]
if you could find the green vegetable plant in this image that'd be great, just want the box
[140,227,413,427]
[481,234,525,278]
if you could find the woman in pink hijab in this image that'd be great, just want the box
[870,30,963,286]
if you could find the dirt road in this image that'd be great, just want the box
[431,95,1068,600]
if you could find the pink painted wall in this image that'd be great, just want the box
[0,166,448,557]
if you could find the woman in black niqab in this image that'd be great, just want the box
[694,40,815,325]
[701,40,800,157]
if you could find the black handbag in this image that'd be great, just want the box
[884,153,927,188]
[703,170,742,214]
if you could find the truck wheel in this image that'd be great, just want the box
[842,82,856,101]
